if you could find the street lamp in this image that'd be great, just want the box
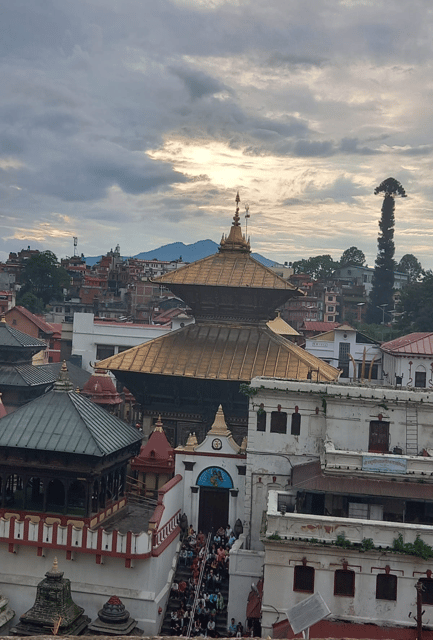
[377,304,388,341]
[357,302,365,323]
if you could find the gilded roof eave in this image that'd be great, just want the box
[97,323,339,383]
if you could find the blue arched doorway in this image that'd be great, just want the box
[197,467,233,533]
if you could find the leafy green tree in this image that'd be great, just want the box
[396,271,433,332]
[339,246,366,266]
[398,253,423,284]
[366,178,406,324]
[16,291,45,314]
[292,254,339,280]
[20,251,70,305]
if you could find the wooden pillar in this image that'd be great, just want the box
[42,478,48,513]
[1,473,6,509]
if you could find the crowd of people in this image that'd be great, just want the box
[169,525,244,637]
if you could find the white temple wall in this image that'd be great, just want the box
[0,537,180,636]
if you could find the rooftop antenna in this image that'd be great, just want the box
[244,202,250,239]
[73,236,78,257]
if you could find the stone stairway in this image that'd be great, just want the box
[160,560,229,637]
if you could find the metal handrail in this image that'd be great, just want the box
[185,531,212,639]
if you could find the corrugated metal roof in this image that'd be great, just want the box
[300,321,341,332]
[381,333,433,355]
[0,322,47,349]
[153,252,300,291]
[0,389,142,456]
[0,364,57,387]
[296,469,433,500]
[97,323,339,382]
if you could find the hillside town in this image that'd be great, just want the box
[0,192,433,639]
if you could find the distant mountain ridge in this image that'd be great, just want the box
[85,239,277,267]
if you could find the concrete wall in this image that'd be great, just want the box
[261,537,431,637]
[0,540,179,635]
[71,312,171,371]
[249,378,433,457]
[228,535,264,628]
[383,351,433,389]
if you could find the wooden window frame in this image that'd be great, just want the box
[334,569,355,597]
[376,573,397,601]
[270,411,287,434]
[291,412,301,436]
[420,579,433,605]
[293,565,314,593]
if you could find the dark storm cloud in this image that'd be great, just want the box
[293,140,336,157]
[21,146,188,202]
[169,66,230,101]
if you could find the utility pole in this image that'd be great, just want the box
[415,580,424,640]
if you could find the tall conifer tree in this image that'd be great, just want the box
[366,178,406,325]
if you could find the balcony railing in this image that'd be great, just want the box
[265,502,433,549]
[324,443,433,480]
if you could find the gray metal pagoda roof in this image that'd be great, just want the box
[0,385,142,457]
[0,363,57,388]
[0,361,90,391]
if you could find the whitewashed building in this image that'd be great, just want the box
[174,406,247,535]
[381,333,433,389]
[71,312,173,372]
[305,323,382,382]
[243,376,433,639]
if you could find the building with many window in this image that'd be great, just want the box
[240,375,433,638]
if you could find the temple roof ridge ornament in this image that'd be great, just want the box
[219,192,251,253]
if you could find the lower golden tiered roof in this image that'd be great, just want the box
[97,322,339,382]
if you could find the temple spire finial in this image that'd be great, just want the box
[233,191,241,226]
[154,415,164,432]
[219,192,251,253]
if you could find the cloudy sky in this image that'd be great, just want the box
[1,0,433,268]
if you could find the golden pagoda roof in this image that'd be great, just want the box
[97,322,339,382]
[267,312,299,336]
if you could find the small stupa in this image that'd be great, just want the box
[87,595,141,635]
[11,557,90,636]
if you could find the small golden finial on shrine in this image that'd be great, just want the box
[154,415,164,432]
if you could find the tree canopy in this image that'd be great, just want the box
[397,253,423,284]
[339,246,366,266]
[396,271,433,332]
[292,254,339,280]
[19,251,70,306]
[366,178,406,324]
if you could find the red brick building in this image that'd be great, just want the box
[5,306,62,363]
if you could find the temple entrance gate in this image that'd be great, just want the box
[196,466,233,533]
